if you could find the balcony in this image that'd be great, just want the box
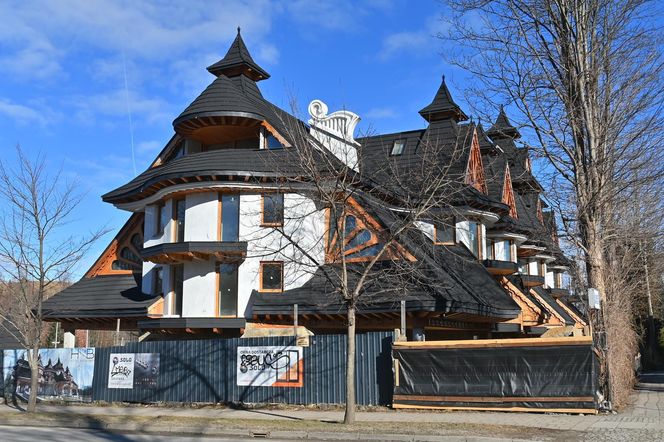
[482,259,518,276]
[520,274,545,287]
[141,241,247,264]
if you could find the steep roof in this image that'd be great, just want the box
[357,123,506,213]
[174,74,266,126]
[531,286,575,325]
[42,274,157,319]
[418,76,468,122]
[0,321,21,349]
[206,28,270,80]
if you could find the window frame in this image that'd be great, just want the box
[433,219,456,245]
[261,193,284,227]
[153,267,163,295]
[390,139,406,156]
[174,198,186,242]
[155,202,168,238]
[259,261,284,293]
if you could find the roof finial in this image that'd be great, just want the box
[237,26,241,35]
[442,74,446,83]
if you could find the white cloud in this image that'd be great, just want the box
[365,107,398,119]
[0,98,60,125]
[376,17,448,61]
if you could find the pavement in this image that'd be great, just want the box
[1,373,664,441]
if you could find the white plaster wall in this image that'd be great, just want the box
[161,265,174,316]
[415,221,435,241]
[545,270,555,289]
[182,260,216,317]
[528,261,539,276]
[184,192,218,241]
[456,220,471,250]
[142,261,156,296]
[144,199,172,248]
[238,193,325,318]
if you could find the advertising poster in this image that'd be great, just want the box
[108,353,160,389]
[2,347,96,402]
[237,346,303,387]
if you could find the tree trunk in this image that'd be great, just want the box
[27,343,39,412]
[343,304,356,424]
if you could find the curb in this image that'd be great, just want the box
[0,415,531,442]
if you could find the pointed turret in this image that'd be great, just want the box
[207,27,270,81]
[487,106,520,139]
[418,76,468,122]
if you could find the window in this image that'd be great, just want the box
[266,135,283,150]
[261,194,284,226]
[260,261,283,292]
[171,265,184,316]
[218,263,238,317]
[153,267,163,295]
[220,194,240,241]
[174,199,186,242]
[120,247,139,263]
[131,233,143,251]
[489,239,512,262]
[464,221,481,258]
[434,219,455,244]
[390,139,406,156]
[518,260,529,275]
[156,202,168,236]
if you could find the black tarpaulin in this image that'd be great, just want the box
[393,337,598,413]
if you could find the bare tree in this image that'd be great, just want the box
[249,102,478,423]
[443,0,664,407]
[0,147,106,412]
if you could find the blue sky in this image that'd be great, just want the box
[0,0,481,279]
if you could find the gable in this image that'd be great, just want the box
[85,213,144,277]
[464,128,488,194]
[502,164,518,219]
[325,197,413,263]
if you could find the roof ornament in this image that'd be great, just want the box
[307,99,360,145]
[308,99,361,171]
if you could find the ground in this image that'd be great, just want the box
[1,374,662,441]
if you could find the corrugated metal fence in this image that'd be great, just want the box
[92,331,394,406]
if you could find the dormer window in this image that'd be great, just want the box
[390,139,406,156]
[266,135,283,150]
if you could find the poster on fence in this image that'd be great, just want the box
[108,353,159,389]
[237,346,303,387]
[2,347,95,402]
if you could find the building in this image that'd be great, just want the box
[42,30,586,342]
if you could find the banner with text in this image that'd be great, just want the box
[108,353,160,389]
[237,346,303,387]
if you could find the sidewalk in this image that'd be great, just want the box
[1,387,663,441]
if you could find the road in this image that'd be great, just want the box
[0,425,295,442]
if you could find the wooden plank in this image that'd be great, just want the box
[392,394,594,403]
[391,403,597,414]
[393,336,592,349]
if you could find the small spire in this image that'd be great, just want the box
[206,28,270,81]
[418,74,468,122]
[487,105,520,139]
[237,26,241,35]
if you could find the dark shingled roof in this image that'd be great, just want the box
[42,274,157,319]
[487,106,521,139]
[531,286,575,325]
[418,76,468,122]
[174,74,266,126]
[254,193,520,320]
[0,321,22,349]
[207,28,270,80]
[357,122,508,213]
[102,148,308,203]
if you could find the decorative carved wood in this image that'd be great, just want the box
[465,128,488,194]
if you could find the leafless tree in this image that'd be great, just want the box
[250,103,477,423]
[0,147,106,412]
[443,0,664,407]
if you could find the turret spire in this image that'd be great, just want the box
[206,28,270,81]
[418,75,468,122]
[487,105,521,139]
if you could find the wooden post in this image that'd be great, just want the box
[115,318,121,346]
[400,300,406,340]
[293,303,299,341]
